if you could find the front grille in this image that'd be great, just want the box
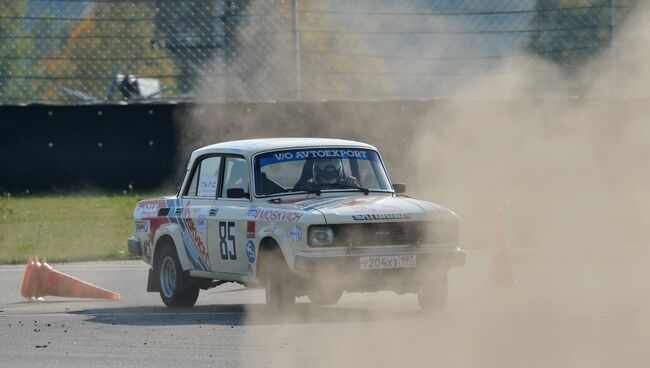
[427,220,459,244]
[334,222,423,247]
[328,221,456,247]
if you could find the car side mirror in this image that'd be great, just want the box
[226,188,250,199]
[392,183,406,194]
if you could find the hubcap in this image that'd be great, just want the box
[160,256,177,298]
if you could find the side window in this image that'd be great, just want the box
[185,156,222,197]
[187,169,198,196]
[222,157,249,198]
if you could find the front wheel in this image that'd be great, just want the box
[157,245,200,308]
[261,248,295,310]
[417,271,448,312]
[307,279,343,306]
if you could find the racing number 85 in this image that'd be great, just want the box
[219,221,237,260]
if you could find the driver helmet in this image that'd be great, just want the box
[313,158,343,184]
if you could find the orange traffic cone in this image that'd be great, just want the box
[20,257,38,300]
[489,207,519,292]
[20,257,120,301]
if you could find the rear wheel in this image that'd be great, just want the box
[157,245,200,308]
[261,248,295,310]
[417,271,448,312]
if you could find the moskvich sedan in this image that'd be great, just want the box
[127,138,465,311]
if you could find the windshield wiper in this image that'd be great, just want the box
[318,182,370,195]
[291,186,322,196]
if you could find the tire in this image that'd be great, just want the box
[307,282,343,306]
[261,248,295,310]
[417,271,448,312]
[157,245,200,308]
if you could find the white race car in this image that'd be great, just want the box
[128,138,465,311]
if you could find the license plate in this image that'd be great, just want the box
[360,255,416,270]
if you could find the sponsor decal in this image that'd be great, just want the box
[342,198,368,205]
[135,220,150,233]
[351,204,403,213]
[289,224,303,242]
[136,202,162,219]
[245,207,258,219]
[163,198,209,272]
[246,240,256,263]
[198,175,218,197]
[275,149,367,161]
[141,203,160,215]
[197,208,209,234]
[246,207,303,222]
[260,226,281,235]
[209,208,218,217]
[293,196,387,212]
[247,264,254,275]
[296,197,357,211]
[182,207,209,262]
[247,221,256,239]
[259,149,379,167]
[197,214,207,234]
[352,213,412,221]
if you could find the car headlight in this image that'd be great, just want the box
[308,226,334,247]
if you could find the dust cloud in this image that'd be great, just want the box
[176,1,650,367]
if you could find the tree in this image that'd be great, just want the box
[0,1,45,103]
[42,2,177,102]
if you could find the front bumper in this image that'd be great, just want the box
[127,236,142,256]
[293,246,465,292]
[295,246,465,273]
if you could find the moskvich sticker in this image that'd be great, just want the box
[245,207,303,222]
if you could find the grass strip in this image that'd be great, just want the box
[0,193,167,264]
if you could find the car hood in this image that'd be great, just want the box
[272,195,457,224]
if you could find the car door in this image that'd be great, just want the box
[209,155,251,275]
[176,154,221,273]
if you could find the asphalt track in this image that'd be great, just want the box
[1,251,649,368]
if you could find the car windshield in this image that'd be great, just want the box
[254,148,392,196]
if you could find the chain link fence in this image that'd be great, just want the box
[0,0,642,104]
